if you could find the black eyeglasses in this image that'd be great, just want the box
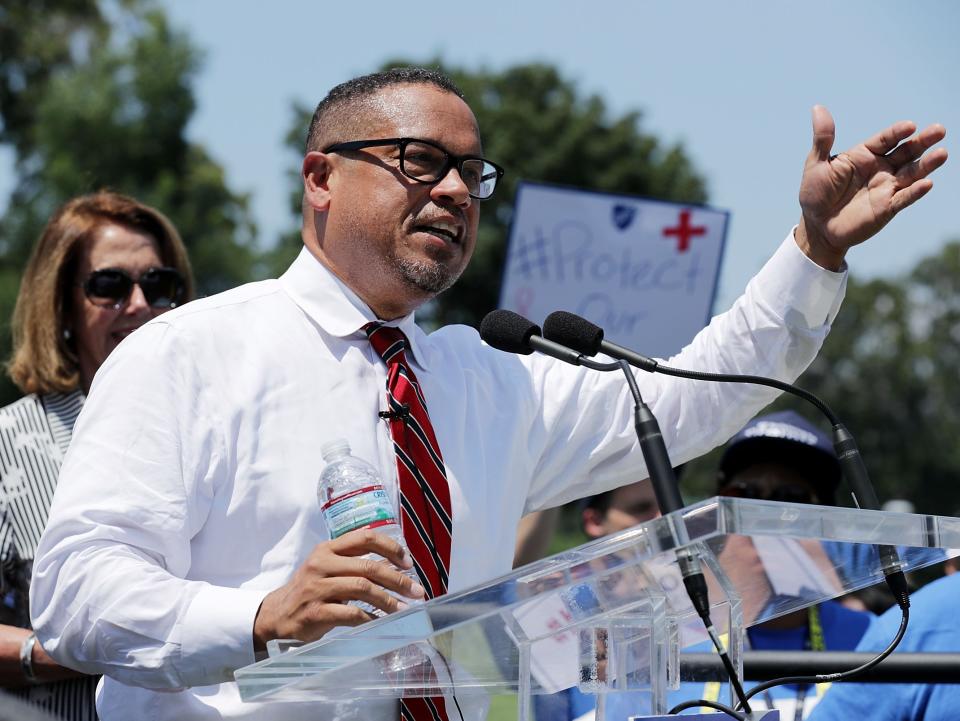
[718,480,817,505]
[322,137,505,200]
[81,267,186,310]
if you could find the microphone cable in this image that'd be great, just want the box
[617,358,754,717]
[734,602,910,714]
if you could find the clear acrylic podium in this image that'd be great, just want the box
[235,497,960,718]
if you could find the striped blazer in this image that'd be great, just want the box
[0,391,98,720]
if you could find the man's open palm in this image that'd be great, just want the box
[798,105,947,269]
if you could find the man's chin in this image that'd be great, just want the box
[396,259,462,296]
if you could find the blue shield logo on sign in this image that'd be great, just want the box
[612,203,637,231]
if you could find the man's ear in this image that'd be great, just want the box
[303,151,334,212]
[582,508,606,539]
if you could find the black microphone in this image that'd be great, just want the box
[378,403,411,422]
[483,309,752,713]
[543,310,908,600]
[544,310,659,372]
[479,310,613,370]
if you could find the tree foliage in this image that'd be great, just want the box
[272,60,709,327]
[0,1,259,405]
[807,242,960,514]
[0,0,106,155]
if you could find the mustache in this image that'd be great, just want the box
[413,211,466,226]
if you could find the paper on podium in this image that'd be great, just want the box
[512,591,580,693]
[752,536,841,598]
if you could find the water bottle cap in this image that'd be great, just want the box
[320,438,351,460]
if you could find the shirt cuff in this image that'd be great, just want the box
[179,584,271,685]
[753,228,848,328]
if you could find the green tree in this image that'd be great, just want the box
[0,0,106,156]
[0,3,259,405]
[0,0,110,385]
[271,61,708,327]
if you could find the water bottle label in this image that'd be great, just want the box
[321,485,397,539]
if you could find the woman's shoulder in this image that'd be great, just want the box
[37,389,84,416]
[0,390,83,437]
[1,389,84,414]
[0,392,43,421]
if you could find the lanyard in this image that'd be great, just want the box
[701,605,830,720]
[759,606,826,721]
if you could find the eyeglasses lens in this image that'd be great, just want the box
[401,141,498,200]
[139,269,183,308]
[718,482,758,500]
[85,270,131,307]
[461,159,499,200]
[771,485,816,504]
[401,141,447,182]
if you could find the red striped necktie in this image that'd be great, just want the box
[365,323,453,721]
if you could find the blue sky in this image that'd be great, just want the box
[8,1,960,310]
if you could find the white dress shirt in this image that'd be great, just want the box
[31,233,844,720]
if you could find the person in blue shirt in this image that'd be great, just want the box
[807,567,960,721]
[540,411,876,721]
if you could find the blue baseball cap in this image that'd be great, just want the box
[718,411,841,503]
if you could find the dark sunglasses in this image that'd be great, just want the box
[718,480,817,505]
[82,267,186,310]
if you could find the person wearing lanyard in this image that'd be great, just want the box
[681,412,875,720]
[746,606,830,720]
[693,603,863,720]
[587,412,875,721]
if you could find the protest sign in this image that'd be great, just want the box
[500,182,729,358]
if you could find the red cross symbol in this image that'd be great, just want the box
[662,209,707,253]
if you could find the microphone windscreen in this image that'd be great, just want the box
[480,310,540,355]
[543,311,604,355]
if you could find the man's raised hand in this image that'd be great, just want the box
[796,105,947,270]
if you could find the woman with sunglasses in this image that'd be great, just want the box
[0,191,193,720]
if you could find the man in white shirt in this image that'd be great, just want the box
[30,68,946,720]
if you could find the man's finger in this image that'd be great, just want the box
[327,528,413,569]
[349,556,426,599]
[885,123,947,169]
[809,105,836,162]
[313,575,417,613]
[316,551,426,599]
[890,179,934,215]
[862,120,918,157]
[895,147,949,189]
[299,602,376,640]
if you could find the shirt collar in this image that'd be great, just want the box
[278,246,432,370]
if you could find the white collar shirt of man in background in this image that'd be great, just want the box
[30,231,844,720]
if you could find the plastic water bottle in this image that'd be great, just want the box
[318,438,419,615]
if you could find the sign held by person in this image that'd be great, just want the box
[500,182,729,358]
